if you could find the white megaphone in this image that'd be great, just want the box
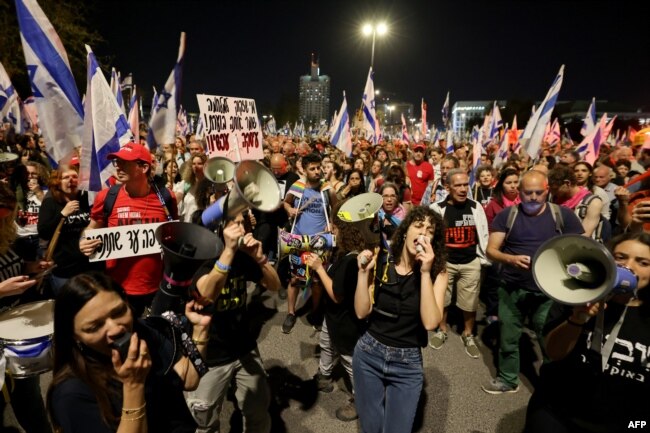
[204,156,235,188]
[532,234,637,305]
[202,160,282,226]
[337,192,383,223]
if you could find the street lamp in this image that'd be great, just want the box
[361,21,388,69]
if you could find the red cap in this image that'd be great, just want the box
[69,156,80,166]
[107,142,152,164]
[413,143,426,152]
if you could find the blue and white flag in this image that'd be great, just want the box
[0,62,18,121]
[441,91,450,126]
[293,119,304,138]
[520,65,565,159]
[267,117,277,135]
[147,32,185,150]
[16,0,84,163]
[110,68,126,116]
[494,125,510,168]
[176,105,188,137]
[127,85,139,138]
[488,101,503,143]
[79,46,131,192]
[330,91,352,156]
[446,129,454,154]
[361,67,379,144]
[580,97,596,137]
[195,114,204,139]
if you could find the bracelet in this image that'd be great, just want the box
[566,318,586,327]
[122,403,146,414]
[257,255,268,265]
[214,260,232,272]
[122,412,146,421]
[213,265,228,275]
[192,337,210,345]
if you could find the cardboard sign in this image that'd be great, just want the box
[86,222,165,262]
[196,94,264,161]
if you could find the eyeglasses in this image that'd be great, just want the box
[111,159,147,167]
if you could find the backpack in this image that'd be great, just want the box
[103,184,174,222]
[505,203,564,240]
[574,193,611,243]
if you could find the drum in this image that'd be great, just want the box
[0,300,54,378]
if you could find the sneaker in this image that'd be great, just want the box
[335,398,358,422]
[314,372,334,393]
[282,313,297,334]
[429,330,447,350]
[481,378,520,395]
[278,288,288,300]
[461,334,480,359]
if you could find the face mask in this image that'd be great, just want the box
[521,201,544,215]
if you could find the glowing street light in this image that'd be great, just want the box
[361,21,388,69]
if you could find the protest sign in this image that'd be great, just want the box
[196,94,264,161]
[86,222,165,262]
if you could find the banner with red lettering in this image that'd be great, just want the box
[196,94,264,161]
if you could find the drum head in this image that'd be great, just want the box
[0,300,54,341]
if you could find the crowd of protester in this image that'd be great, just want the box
[0,121,649,433]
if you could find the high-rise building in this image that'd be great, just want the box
[299,54,330,124]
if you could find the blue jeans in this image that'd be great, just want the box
[353,332,423,433]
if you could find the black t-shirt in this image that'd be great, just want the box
[191,252,262,366]
[0,247,24,313]
[50,319,196,433]
[442,201,478,265]
[368,257,428,348]
[324,252,366,355]
[534,302,650,432]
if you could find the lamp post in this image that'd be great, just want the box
[362,22,388,69]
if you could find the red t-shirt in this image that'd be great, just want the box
[90,186,178,296]
[406,160,434,205]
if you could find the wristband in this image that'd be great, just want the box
[122,403,146,414]
[214,260,231,272]
[566,318,586,327]
[257,255,268,265]
[193,338,209,345]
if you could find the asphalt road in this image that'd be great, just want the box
[6,287,540,433]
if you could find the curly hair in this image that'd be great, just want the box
[389,206,446,277]
[182,154,207,184]
[331,200,377,261]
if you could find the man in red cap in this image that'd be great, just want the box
[79,142,178,317]
[406,141,434,205]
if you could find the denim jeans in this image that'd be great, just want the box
[353,332,423,433]
[497,284,552,387]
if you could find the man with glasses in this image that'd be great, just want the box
[482,170,583,394]
[406,142,434,206]
[79,142,178,317]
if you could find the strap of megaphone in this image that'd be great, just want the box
[160,311,209,377]
[592,303,628,373]
[152,183,174,222]
[290,192,303,234]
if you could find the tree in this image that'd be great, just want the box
[0,0,105,98]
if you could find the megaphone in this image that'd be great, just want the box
[151,222,224,315]
[337,192,383,222]
[277,229,335,260]
[202,160,282,226]
[532,234,637,305]
[204,156,235,188]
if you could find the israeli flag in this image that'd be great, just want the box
[195,114,204,139]
[330,91,352,156]
[580,97,596,137]
[147,32,185,150]
[79,46,131,192]
[520,65,564,159]
[446,128,454,154]
[488,101,503,142]
[15,0,83,163]
[361,67,379,144]
[127,85,139,139]
[110,68,126,116]
[0,62,18,121]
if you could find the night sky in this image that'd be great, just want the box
[93,0,649,122]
